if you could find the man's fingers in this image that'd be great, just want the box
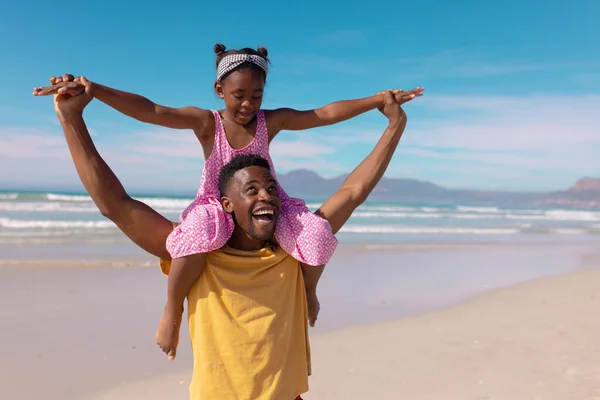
[377,89,404,96]
[383,90,396,104]
[57,84,85,96]
[50,74,78,84]
[67,87,84,96]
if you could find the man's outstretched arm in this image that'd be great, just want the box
[315,91,410,234]
[58,112,174,260]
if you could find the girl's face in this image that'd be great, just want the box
[215,68,265,125]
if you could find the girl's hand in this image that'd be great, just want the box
[376,87,424,105]
[32,74,92,115]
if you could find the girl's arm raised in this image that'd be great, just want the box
[34,75,212,131]
[266,87,423,139]
[88,80,211,130]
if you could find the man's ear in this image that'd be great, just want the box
[221,196,233,214]
[214,81,225,99]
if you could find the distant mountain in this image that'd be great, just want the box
[278,171,600,209]
[536,178,600,209]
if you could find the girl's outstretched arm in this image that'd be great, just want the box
[34,74,212,131]
[265,87,423,140]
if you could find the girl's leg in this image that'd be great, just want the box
[156,252,207,360]
[300,263,325,327]
[275,201,335,328]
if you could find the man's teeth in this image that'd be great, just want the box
[253,210,274,216]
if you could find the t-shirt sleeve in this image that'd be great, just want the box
[158,221,179,276]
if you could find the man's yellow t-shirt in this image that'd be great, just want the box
[160,243,311,400]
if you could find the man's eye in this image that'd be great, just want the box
[246,187,257,193]
[269,186,278,192]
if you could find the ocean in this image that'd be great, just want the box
[1,190,599,261]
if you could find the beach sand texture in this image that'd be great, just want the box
[2,243,600,399]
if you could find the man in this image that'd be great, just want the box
[45,76,413,399]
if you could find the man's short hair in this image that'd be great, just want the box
[218,154,271,195]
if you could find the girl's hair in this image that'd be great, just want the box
[214,43,270,82]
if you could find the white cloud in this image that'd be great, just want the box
[130,130,202,158]
[0,125,202,191]
[127,128,337,159]
[0,127,68,159]
[406,94,600,151]
[273,93,600,187]
[2,91,599,192]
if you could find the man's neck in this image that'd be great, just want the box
[226,228,267,251]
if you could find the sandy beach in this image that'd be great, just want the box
[2,241,600,399]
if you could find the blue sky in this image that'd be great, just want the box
[1,0,598,195]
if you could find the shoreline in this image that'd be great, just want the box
[2,237,599,266]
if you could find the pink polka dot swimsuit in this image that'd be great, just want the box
[165,110,339,266]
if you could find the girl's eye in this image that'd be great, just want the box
[234,95,243,100]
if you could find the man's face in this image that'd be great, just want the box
[221,166,281,246]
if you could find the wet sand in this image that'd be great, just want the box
[1,242,599,399]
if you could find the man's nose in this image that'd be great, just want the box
[258,188,271,201]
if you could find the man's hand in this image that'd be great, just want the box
[376,87,424,105]
[33,74,92,115]
[378,90,407,123]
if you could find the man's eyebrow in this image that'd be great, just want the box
[243,178,277,186]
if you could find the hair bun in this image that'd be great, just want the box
[214,43,226,55]
[257,46,268,58]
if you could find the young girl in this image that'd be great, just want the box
[34,44,423,360]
